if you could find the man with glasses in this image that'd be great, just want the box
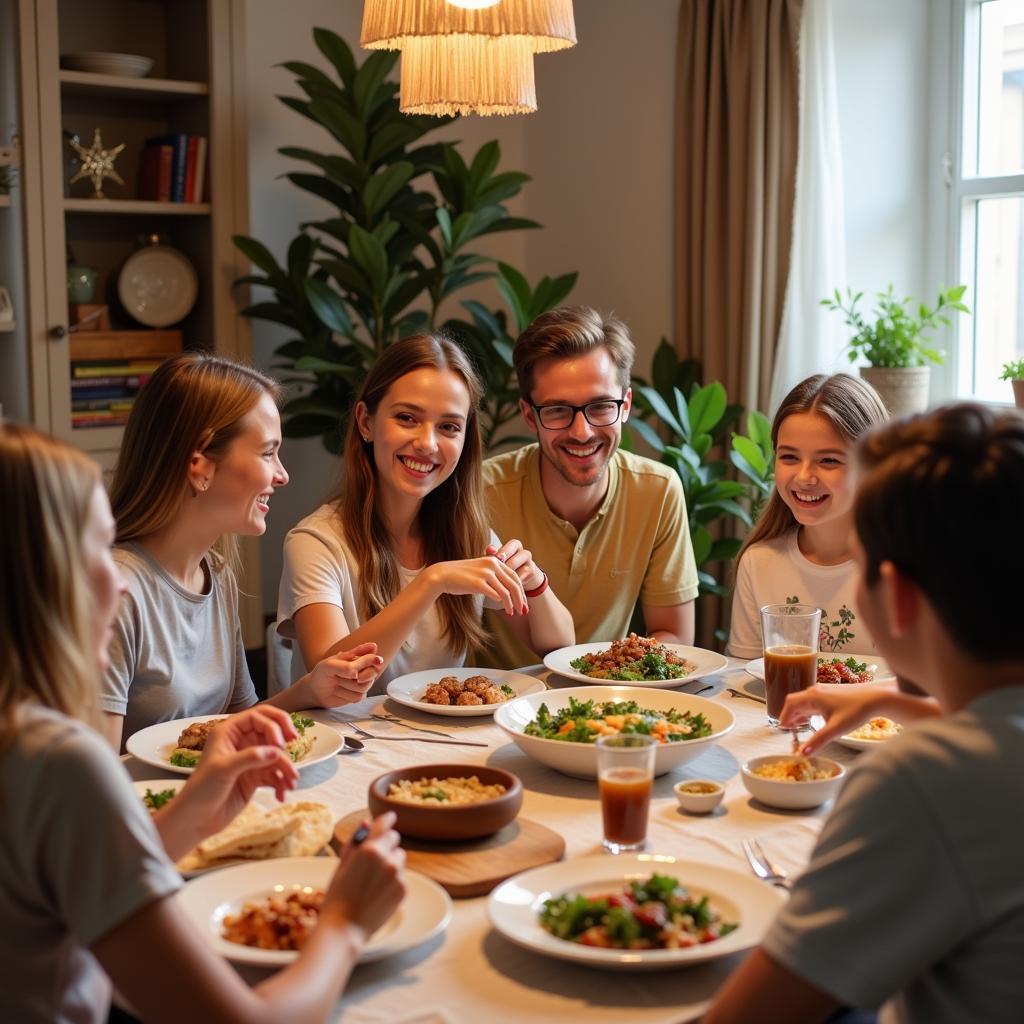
[479,305,698,667]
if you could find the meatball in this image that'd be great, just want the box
[422,683,451,705]
[455,691,484,706]
[438,676,465,696]
[480,685,505,704]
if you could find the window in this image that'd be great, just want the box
[955,0,1024,401]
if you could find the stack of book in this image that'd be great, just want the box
[138,133,208,203]
[71,359,161,428]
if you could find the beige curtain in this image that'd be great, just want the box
[674,0,802,416]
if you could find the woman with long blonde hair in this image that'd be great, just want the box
[278,333,573,687]
[727,373,888,660]
[0,421,404,1024]
[101,352,381,751]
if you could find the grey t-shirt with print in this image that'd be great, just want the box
[100,541,257,749]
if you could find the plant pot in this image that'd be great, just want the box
[1012,379,1024,411]
[859,366,931,417]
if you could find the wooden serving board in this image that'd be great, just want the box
[334,810,564,899]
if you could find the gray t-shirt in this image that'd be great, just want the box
[100,542,256,748]
[0,704,182,1024]
[763,685,1024,1023]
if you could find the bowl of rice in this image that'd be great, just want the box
[740,754,846,810]
[368,763,522,841]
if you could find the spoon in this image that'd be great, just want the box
[339,735,364,753]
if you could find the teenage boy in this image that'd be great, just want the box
[705,403,1024,1024]
[481,306,698,667]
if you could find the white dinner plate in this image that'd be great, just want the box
[488,853,785,971]
[118,244,198,327]
[125,714,342,776]
[544,642,729,689]
[61,52,154,77]
[831,722,904,752]
[131,780,297,877]
[178,858,452,967]
[745,653,895,687]
[386,666,546,717]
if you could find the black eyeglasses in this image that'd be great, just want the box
[530,398,626,430]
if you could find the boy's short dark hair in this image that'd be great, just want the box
[855,403,1024,660]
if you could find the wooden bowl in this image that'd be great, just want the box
[367,763,522,841]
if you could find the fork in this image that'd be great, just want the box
[370,712,455,739]
[342,720,489,747]
[742,839,791,890]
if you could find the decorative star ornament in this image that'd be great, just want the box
[69,128,125,199]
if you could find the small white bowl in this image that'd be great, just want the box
[741,755,846,810]
[673,779,724,814]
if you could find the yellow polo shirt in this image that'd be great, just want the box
[478,445,698,668]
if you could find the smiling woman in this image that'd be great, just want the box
[100,353,384,753]
[277,334,574,689]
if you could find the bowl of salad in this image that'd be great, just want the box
[493,685,735,779]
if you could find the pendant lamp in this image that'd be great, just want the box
[361,0,576,116]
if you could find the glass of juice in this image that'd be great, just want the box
[596,734,658,853]
[759,603,822,727]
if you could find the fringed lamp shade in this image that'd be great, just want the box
[361,0,577,53]
[399,35,536,116]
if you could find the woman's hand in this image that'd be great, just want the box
[306,641,383,708]
[486,540,544,594]
[154,707,299,858]
[426,555,528,616]
[323,813,407,941]
[779,685,882,756]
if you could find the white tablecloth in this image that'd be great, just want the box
[126,660,855,1023]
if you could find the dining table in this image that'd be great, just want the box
[123,658,859,1024]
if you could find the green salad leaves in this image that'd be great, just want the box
[523,697,712,744]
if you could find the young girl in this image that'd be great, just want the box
[278,334,574,686]
[727,373,888,660]
[101,352,381,752]
[0,421,404,1024]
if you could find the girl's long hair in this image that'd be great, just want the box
[737,373,888,564]
[109,352,281,573]
[0,423,101,750]
[335,334,489,653]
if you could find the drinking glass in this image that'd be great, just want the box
[759,603,822,727]
[597,734,658,853]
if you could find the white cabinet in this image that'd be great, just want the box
[3,0,263,643]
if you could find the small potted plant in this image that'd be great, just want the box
[822,284,970,415]
[1001,359,1024,410]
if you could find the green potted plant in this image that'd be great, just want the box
[821,284,970,415]
[1000,359,1024,410]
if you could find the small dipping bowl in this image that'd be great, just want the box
[673,779,725,814]
[741,755,846,810]
[368,763,522,841]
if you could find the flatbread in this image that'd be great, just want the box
[176,801,333,871]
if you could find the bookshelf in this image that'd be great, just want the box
[7,0,263,644]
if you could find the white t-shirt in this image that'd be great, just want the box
[763,685,1024,1023]
[277,504,495,688]
[727,530,876,659]
[100,542,256,749]
[0,704,182,1024]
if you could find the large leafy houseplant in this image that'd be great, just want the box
[627,341,773,598]
[233,29,576,453]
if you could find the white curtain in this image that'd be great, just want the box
[770,0,847,411]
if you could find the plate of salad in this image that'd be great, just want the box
[494,686,735,778]
[489,854,784,970]
[125,712,342,776]
[544,635,728,688]
[745,653,895,688]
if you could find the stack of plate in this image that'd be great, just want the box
[60,52,154,78]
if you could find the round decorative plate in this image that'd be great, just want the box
[118,244,198,327]
[61,52,154,77]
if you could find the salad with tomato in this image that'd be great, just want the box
[539,873,738,950]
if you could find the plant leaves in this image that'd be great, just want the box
[363,161,414,217]
[637,385,683,437]
[347,225,389,294]
[304,278,352,335]
[313,28,356,90]
[688,381,727,436]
